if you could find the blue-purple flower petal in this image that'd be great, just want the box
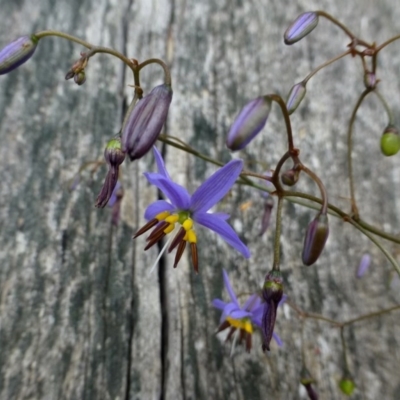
[152,146,170,178]
[144,200,176,220]
[223,269,239,306]
[212,299,227,310]
[194,212,250,258]
[144,173,191,210]
[273,332,283,347]
[190,160,243,213]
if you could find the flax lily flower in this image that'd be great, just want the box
[212,270,282,353]
[134,147,250,273]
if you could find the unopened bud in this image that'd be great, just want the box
[95,138,126,208]
[261,270,283,351]
[300,367,318,400]
[284,12,319,45]
[0,35,38,75]
[363,72,377,89]
[339,377,355,396]
[281,168,300,186]
[286,82,306,114]
[302,213,329,266]
[74,71,86,85]
[226,96,271,151]
[380,125,400,156]
[122,84,173,161]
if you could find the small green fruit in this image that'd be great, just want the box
[380,130,400,157]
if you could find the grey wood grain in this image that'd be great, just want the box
[0,1,399,399]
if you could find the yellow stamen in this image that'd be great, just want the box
[155,211,170,221]
[165,214,179,224]
[164,223,175,234]
[182,219,193,231]
[184,229,197,243]
[226,317,253,334]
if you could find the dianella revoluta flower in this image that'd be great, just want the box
[95,138,126,208]
[122,84,173,161]
[134,147,250,273]
[301,213,329,266]
[0,35,39,75]
[212,269,282,353]
[226,96,271,151]
[284,12,319,45]
[261,270,284,352]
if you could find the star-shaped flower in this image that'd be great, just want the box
[134,147,250,272]
[212,269,282,352]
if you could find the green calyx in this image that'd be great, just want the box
[106,138,123,151]
[177,211,190,224]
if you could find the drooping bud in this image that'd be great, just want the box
[286,82,306,114]
[300,367,318,400]
[339,377,356,396]
[122,84,173,161]
[363,72,377,89]
[284,12,319,45]
[0,35,39,75]
[226,96,272,151]
[281,168,300,186]
[380,125,400,156]
[95,138,126,208]
[261,270,283,351]
[74,70,86,85]
[302,213,329,266]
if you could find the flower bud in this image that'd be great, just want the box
[286,82,306,114]
[122,84,173,161]
[380,125,400,156]
[284,12,319,45]
[0,35,38,75]
[95,138,126,208]
[74,71,86,85]
[300,367,318,400]
[281,168,300,186]
[339,377,355,396]
[356,253,371,278]
[226,96,272,151]
[363,72,377,89]
[302,213,329,266]
[261,270,283,351]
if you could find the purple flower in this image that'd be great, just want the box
[134,147,250,273]
[122,84,173,161]
[0,35,38,75]
[212,270,282,352]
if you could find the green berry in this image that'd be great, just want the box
[380,132,400,156]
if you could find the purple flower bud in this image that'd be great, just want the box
[0,35,38,75]
[226,96,271,151]
[286,82,307,114]
[356,253,371,278]
[122,84,173,161]
[380,125,400,157]
[363,72,377,89]
[95,138,126,208]
[302,213,329,266]
[261,270,283,351]
[300,368,318,400]
[281,168,300,186]
[74,71,86,85]
[284,12,319,45]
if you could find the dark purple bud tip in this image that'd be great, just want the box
[286,82,306,114]
[0,35,39,75]
[284,12,319,45]
[74,71,86,85]
[281,168,300,186]
[122,84,173,161]
[380,125,400,156]
[302,213,329,266]
[339,377,355,396]
[226,96,271,151]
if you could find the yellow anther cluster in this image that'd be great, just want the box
[226,317,253,334]
[155,212,198,244]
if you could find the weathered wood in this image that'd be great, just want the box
[0,1,399,399]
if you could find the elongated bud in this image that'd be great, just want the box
[284,12,319,45]
[226,96,272,151]
[95,138,126,208]
[122,84,173,161]
[74,71,86,85]
[281,168,300,186]
[339,377,355,396]
[0,35,38,75]
[302,213,329,266]
[286,82,306,114]
[300,367,318,400]
[380,125,400,156]
[261,270,283,351]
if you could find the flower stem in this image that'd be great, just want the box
[299,164,328,214]
[138,58,172,86]
[272,196,284,271]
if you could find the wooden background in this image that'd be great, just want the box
[0,0,399,399]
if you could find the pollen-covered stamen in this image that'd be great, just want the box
[190,243,198,273]
[144,232,166,250]
[245,332,252,352]
[134,211,171,238]
[146,221,169,242]
[174,241,186,268]
[168,227,186,253]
